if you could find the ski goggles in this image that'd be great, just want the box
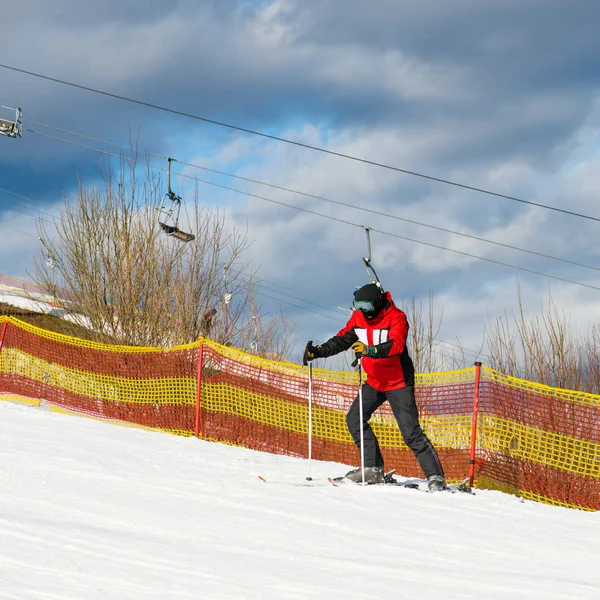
[353,299,376,312]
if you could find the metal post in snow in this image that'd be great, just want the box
[224,292,232,344]
[223,266,231,345]
[358,358,365,485]
[306,362,313,481]
[468,361,483,487]
[194,342,204,438]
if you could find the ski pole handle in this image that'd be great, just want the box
[351,352,362,368]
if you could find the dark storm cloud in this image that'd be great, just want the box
[265,0,600,162]
[3,0,599,176]
[278,0,600,90]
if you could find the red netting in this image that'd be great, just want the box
[1,318,599,510]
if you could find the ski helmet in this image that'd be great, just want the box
[353,283,385,320]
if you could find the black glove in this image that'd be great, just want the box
[303,340,322,366]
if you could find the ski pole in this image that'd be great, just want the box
[357,357,365,485]
[306,362,313,481]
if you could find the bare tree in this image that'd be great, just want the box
[483,284,600,393]
[236,292,297,360]
[400,292,444,373]
[34,155,295,354]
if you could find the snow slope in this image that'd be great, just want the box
[1,400,598,600]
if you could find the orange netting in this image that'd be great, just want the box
[474,367,600,510]
[0,317,598,510]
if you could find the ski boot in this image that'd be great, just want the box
[344,466,385,484]
[427,475,448,493]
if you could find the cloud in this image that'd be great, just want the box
[1,0,600,365]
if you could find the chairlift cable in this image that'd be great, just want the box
[11,227,38,240]
[23,128,600,292]
[179,252,348,318]
[0,186,58,220]
[4,63,600,224]
[23,121,600,275]
[1,192,491,362]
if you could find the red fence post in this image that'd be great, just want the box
[0,321,7,353]
[468,361,483,487]
[0,321,7,394]
[195,342,204,439]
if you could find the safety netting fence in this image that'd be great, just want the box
[0,316,598,510]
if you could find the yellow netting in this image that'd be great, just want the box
[1,317,599,510]
[473,366,600,509]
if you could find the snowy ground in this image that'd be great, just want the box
[1,400,599,600]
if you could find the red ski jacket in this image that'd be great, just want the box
[318,291,415,392]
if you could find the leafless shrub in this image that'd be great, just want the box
[401,292,444,373]
[33,154,295,356]
[483,284,600,393]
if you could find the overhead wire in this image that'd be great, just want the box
[252,287,342,321]
[0,148,493,362]
[0,179,348,325]
[182,257,491,360]
[3,62,600,224]
[23,127,600,295]
[0,184,58,212]
[11,153,478,357]
[0,187,56,225]
[12,227,39,239]
[23,120,600,275]
[177,252,347,323]
[252,280,345,319]
[0,184,349,327]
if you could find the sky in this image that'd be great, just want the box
[2,397,600,600]
[2,0,600,365]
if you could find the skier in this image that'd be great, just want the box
[303,283,447,492]
[199,308,217,336]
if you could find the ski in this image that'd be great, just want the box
[396,477,475,494]
[328,469,397,487]
[328,473,474,494]
[257,475,328,487]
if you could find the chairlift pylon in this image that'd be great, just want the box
[0,105,22,139]
[157,157,195,243]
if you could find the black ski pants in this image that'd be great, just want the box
[346,382,444,479]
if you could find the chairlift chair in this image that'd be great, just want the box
[157,158,195,243]
[0,105,22,138]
